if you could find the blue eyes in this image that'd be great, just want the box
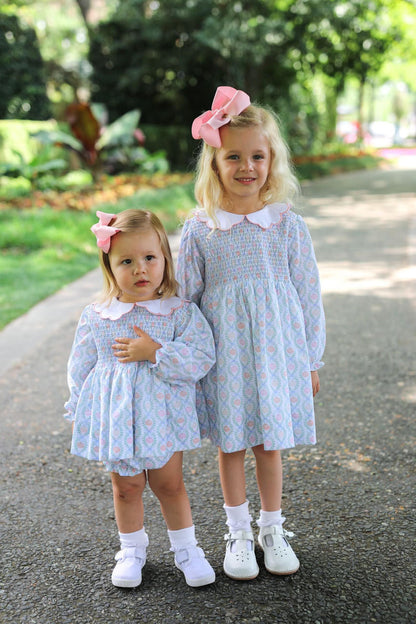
[227,154,264,160]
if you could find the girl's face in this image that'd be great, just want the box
[109,229,165,303]
[215,125,271,213]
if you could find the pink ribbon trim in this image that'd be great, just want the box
[191,86,251,148]
[90,210,120,253]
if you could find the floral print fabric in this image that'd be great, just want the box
[64,297,215,474]
[176,204,325,452]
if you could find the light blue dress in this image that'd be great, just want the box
[176,203,325,453]
[64,297,215,475]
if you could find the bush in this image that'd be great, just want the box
[0,120,68,165]
[140,124,197,171]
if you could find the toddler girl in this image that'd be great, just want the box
[64,209,216,588]
[177,86,325,580]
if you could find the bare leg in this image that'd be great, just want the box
[148,452,193,530]
[218,448,247,506]
[252,445,282,511]
[111,472,146,533]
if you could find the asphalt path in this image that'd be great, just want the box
[0,161,415,624]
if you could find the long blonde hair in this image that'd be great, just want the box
[97,209,178,302]
[194,104,300,222]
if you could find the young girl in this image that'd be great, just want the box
[64,209,216,589]
[177,86,325,580]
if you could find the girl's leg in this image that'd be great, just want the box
[111,472,146,533]
[147,452,192,530]
[218,448,246,506]
[110,472,148,588]
[251,445,299,576]
[251,445,282,511]
[148,452,215,587]
[218,448,259,580]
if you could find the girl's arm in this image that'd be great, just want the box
[176,219,205,305]
[64,309,98,421]
[288,214,326,372]
[151,302,215,384]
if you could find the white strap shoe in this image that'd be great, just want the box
[258,525,299,575]
[223,530,259,580]
[111,546,147,588]
[174,545,216,587]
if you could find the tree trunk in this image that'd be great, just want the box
[357,76,366,142]
[74,0,91,28]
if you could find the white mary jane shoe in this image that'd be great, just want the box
[258,525,299,575]
[223,530,259,580]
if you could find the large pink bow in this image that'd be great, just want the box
[90,211,120,253]
[191,86,251,148]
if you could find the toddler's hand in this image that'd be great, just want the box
[112,326,161,364]
[311,370,320,397]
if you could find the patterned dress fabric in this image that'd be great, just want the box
[176,203,325,453]
[64,297,215,475]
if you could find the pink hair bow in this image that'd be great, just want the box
[90,211,120,253]
[191,86,251,148]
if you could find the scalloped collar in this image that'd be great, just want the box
[93,296,184,320]
[196,202,290,231]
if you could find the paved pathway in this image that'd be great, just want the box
[0,161,415,623]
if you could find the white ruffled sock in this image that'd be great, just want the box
[256,509,284,528]
[167,525,198,551]
[224,500,253,533]
[224,501,253,552]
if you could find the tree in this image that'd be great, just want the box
[286,0,399,136]
[88,0,298,125]
[0,12,49,119]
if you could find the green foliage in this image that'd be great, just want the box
[0,119,67,164]
[140,124,196,171]
[33,105,169,177]
[0,12,49,119]
[88,0,297,125]
[0,147,66,185]
[88,0,404,158]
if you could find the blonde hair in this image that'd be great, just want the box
[97,209,178,302]
[194,104,300,223]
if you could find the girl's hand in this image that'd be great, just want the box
[311,370,320,397]
[112,326,161,364]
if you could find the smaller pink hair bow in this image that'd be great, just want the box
[90,211,120,253]
[191,86,251,148]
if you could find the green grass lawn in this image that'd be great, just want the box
[0,182,196,330]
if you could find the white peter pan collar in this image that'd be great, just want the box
[93,296,184,320]
[196,202,290,230]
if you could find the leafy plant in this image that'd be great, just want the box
[33,103,168,179]
[0,146,66,187]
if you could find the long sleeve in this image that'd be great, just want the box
[64,308,98,421]
[176,219,206,305]
[288,214,325,370]
[151,302,215,384]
